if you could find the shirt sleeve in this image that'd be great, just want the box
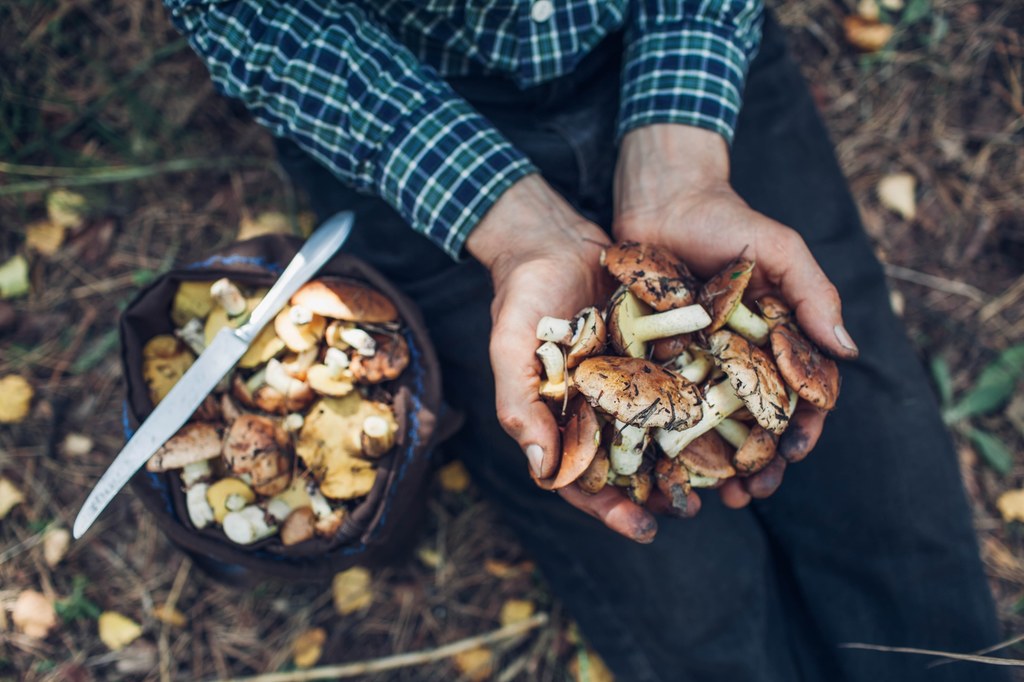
[163,0,536,259]
[619,0,764,145]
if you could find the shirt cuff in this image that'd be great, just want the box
[373,92,537,260]
[618,16,761,145]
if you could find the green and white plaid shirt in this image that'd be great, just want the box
[166,0,763,258]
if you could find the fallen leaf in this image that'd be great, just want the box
[877,172,917,220]
[0,255,30,300]
[417,547,441,569]
[843,16,894,52]
[439,461,471,493]
[151,604,187,628]
[569,648,615,682]
[857,0,880,21]
[0,477,25,519]
[25,220,67,256]
[483,559,535,579]
[61,433,94,457]
[997,489,1024,523]
[0,375,34,423]
[237,211,292,241]
[880,0,904,9]
[453,647,493,682]
[12,590,58,639]
[43,527,71,567]
[499,599,535,627]
[46,190,87,229]
[332,567,373,616]
[292,627,327,669]
[98,611,143,651]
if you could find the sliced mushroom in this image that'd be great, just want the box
[699,258,769,345]
[607,288,711,358]
[350,333,410,384]
[758,295,841,410]
[707,330,790,435]
[573,356,703,430]
[146,422,222,473]
[291,279,398,323]
[601,241,699,312]
[274,305,326,353]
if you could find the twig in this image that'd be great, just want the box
[979,272,1024,322]
[882,263,987,303]
[159,558,193,682]
[928,632,1024,668]
[212,613,549,682]
[840,643,1024,666]
[0,157,269,196]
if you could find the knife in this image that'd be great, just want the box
[73,211,355,539]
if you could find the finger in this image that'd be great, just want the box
[718,478,751,509]
[559,485,658,543]
[752,219,858,360]
[778,403,828,463]
[647,488,702,518]
[744,456,787,499]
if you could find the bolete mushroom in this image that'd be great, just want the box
[699,258,769,346]
[601,241,700,312]
[350,333,410,384]
[146,422,222,473]
[573,356,704,430]
[758,295,840,410]
[607,288,711,358]
[291,278,398,323]
[280,507,317,546]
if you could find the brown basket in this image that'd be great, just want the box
[119,235,452,581]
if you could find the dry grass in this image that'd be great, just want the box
[0,0,1022,680]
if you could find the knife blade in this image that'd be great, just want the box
[73,211,355,539]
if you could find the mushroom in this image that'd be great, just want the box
[536,307,606,368]
[274,305,326,353]
[533,396,601,490]
[146,422,222,473]
[264,358,316,412]
[280,507,317,546]
[606,288,711,358]
[651,334,690,362]
[220,393,243,424]
[315,509,346,538]
[758,295,840,410]
[731,425,778,476]
[174,317,206,355]
[307,348,357,397]
[653,377,744,458]
[222,415,292,496]
[606,419,649,476]
[186,483,214,529]
[142,335,195,405]
[670,346,714,384]
[338,328,376,357]
[573,356,704,430]
[654,456,691,511]
[291,278,398,323]
[361,412,398,458]
[699,258,769,346]
[204,299,285,369]
[576,447,610,494]
[180,460,213,487]
[536,341,569,402]
[222,505,277,544]
[350,333,410,384]
[601,241,700,312]
[210,278,247,317]
[674,431,736,487]
[281,347,319,380]
[206,478,256,524]
[707,330,790,435]
[620,469,653,505]
[171,280,215,327]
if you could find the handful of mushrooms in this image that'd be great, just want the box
[533,241,840,515]
[141,276,408,547]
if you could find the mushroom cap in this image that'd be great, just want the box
[575,447,610,494]
[707,331,790,435]
[732,425,778,476]
[606,288,651,358]
[142,335,195,406]
[651,334,690,362]
[654,456,691,512]
[307,364,356,397]
[274,305,326,353]
[349,333,410,384]
[757,295,790,329]
[146,422,222,472]
[602,241,698,312]
[280,507,317,546]
[676,431,736,479]
[223,414,289,476]
[171,280,215,327]
[573,356,703,430]
[758,297,841,411]
[291,279,398,323]
[565,307,606,368]
[534,396,601,491]
[623,470,653,505]
[700,258,755,333]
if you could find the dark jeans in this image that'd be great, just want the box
[276,15,1008,682]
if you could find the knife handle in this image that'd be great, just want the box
[239,211,355,341]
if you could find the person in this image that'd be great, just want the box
[164,1,1009,679]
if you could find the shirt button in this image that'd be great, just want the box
[531,0,554,23]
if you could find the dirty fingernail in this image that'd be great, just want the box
[525,444,544,476]
[634,516,658,544]
[779,427,809,462]
[834,324,859,355]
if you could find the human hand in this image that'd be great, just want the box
[614,125,859,508]
[467,174,659,543]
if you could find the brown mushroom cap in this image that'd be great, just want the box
[654,456,691,512]
[758,296,841,411]
[700,258,755,333]
[623,470,653,505]
[542,396,601,490]
[566,307,606,368]
[602,241,698,312]
[573,356,703,430]
[576,447,610,495]
[732,425,778,476]
[707,331,790,435]
[676,431,736,479]
[223,414,290,476]
[280,507,317,546]
[350,333,410,383]
[146,422,222,472]
[651,334,690,362]
[291,279,397,323]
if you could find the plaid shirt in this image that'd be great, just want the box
[165,0,763,258]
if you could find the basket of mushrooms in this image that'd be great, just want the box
[532,241,840,513]
[119,235,449,580]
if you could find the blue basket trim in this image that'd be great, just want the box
[186,254,284,274]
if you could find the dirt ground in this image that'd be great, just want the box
[0,0,1022,680]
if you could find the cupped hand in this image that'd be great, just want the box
[467,174,658,543]
[614,125,859,507]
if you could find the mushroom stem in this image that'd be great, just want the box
[674,347,713,384]
[325,347,350,379]
[655,381,744,457]
[222,506,278,544]
[536,317,575,345]
[608,420,648,476]
[726,303,770,346]
[536,342,565,383]
[339,328,376,356]
[632,305,712,349]
[210,278,247,317]
[175,318,206,355]
[714,418,750,449]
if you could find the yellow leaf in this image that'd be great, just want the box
[439,461,471,493]
[292,627,327,669]
[12,590,57,640]
[0,375,33,424]
[238,211,292,241]
[843,16,894,53]
[98,611,143,651]
[483,559,534,579]
[877,172,917,220]
[151,604,187,628]
[453,647,493,682]
[0,255,30,300]
[417,547,441,569]
[499,599,535,627]
[46,190,87,230]
[0,477,25,520]
[997,489,1024,523]
[25,220,67,256]
[569,648,615,682]
[43,527,71,567]
[332,567,373,616]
